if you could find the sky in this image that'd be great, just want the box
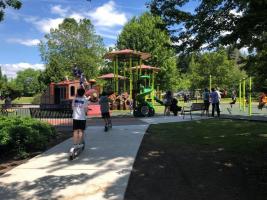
[0,0,198,78]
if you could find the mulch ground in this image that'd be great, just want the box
[0,127,72,176]
[124,130,267,200]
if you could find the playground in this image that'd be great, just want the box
[0,116,267,200]
[1,0,267,199]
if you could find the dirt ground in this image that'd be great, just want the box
[124,132,267,200]
[0,127,72,176]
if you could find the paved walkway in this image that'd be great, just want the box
[0,116,199,200]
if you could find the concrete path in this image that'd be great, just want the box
[0,116,200,200]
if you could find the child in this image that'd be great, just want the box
[230,90,237,108]
[99,91,112,131]
[72,88,88,148]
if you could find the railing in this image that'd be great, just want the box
[0,104,73,127]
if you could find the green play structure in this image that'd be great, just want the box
[104,49,160,117]
[132,66,160,117]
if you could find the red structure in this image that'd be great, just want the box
[41,80,80,105]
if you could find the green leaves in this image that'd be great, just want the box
[0,0,22,21]
[149,0,267,52]
[187,50,246,90]
[0,116,56,157]
[117,12,179,90]
[39,18,106,84]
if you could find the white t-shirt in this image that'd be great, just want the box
[72,97,88,120]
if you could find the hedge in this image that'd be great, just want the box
[0,116,56,158]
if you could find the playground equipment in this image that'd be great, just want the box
[238,77,252,116]
[104,49,160,117]
[131,65,160,117]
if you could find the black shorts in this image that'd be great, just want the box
[101,112,110,118]
[204,100,210,110]
[73,119,86,130]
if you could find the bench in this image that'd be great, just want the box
[182,103,206,120]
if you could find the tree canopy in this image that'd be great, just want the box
[39,18,106,84]
[15,68,43,96]
[149,0,267,52]
[0,0,22,21]
[187,49,246,90]
[117,12,179,90]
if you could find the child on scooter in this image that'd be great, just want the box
[99,91,112,131]
[72,88,88,148]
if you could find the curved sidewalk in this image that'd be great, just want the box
[0,116,199,200]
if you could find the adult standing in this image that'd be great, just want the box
[202,88,210,116]
[163,91,173,116]
[210,88,221,117]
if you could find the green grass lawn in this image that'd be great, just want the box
[125,119,267,199]
[147,119,267,155]
[0,97,34,104]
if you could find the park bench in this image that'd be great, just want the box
[181,103,206,120]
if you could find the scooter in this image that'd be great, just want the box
[69,140,85,160]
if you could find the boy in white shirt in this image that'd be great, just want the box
[72,88,88,147]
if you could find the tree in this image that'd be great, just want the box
[149,0,267,90]
[187,49,246,90]
[244,32,267,89]
[15,68,43,96]
[39,18,106,84]
[117,12,179,90]
[0,0,22,21]
[149,0,267,52]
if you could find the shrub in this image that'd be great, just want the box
[31,93,41,104]
[0,116,56,158]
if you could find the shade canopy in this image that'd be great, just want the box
[104,49,151,61]
[131,64,160,72]
[98,73,127,80]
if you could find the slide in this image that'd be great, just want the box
[136,88,153,102]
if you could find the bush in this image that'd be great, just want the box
[31,93,41,104]
[0,116,56,158]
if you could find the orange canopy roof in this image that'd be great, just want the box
[131,64,160,72]
[98,73,127,80]
[104,49,151,61]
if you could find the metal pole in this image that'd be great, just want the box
[249,77,252,116]
[239,80,242,111]
[112,59,116,92]
[152,70,155,106]
[129,56,132,99]
[243,78,246,112]
[209,75,212,92]
[123,63,126,93]
[116,56,119,94]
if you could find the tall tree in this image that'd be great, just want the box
[0,0,22,21]
[187,49,246,90]
[149,0,267,52]
[117,12,179,90]
[15,68,42,96]
[39,18,106,84]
